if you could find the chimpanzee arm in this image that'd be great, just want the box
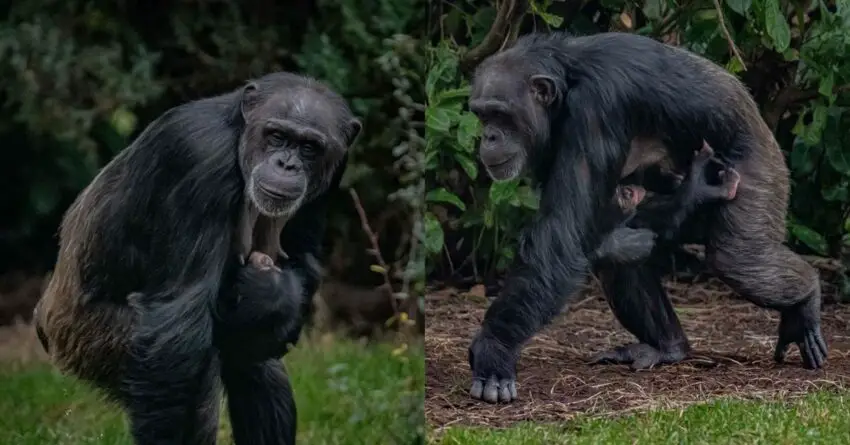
[469,110,627,403]
[278,153,348,342]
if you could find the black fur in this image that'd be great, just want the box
[467,31,825,403]
[39,72,353,444]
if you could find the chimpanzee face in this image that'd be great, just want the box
[238,82,360,217]
[469,61,558,182]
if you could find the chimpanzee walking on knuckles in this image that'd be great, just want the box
[464,31,826,404]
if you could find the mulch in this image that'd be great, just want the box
[425,278,850,429]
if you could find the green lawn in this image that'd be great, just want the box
[431,391,850,444]
[0,333,424,445]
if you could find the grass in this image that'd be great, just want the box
[431,391,850,445]
[0,333,424,445]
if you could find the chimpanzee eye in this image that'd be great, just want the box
[301,142,320,157]
[268,131,285,147]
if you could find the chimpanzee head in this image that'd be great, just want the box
[468,54,561,182]
[238,73,361,217]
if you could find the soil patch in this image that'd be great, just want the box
[425,278,850,428]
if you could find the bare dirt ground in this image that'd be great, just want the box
[425,278,850,428]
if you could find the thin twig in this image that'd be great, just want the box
[460,0,528,73]
[349,188,399,315]
[711,0,747,71]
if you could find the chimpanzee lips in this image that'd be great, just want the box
[257,182,302,201]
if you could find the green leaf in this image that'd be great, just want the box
[423,212,445,254]
[536,11,564,27]
[643,0,666,20]
[764,0,791,52]
[825,137,850,175]
[789,223,828,255]
[489,180,519,205]
[109,107,138,137]
[790,137,817,175]
[425,106,460,135]
[819,72,835,100]
[822,182,849,202]
[806,104,829,146]
[456,113,481,153]
[435,87,470,107]
[426,188,467,211]
[512,185,540,210]
[454,152,478,180]
[725,0,752,15]
[369,265,387,274]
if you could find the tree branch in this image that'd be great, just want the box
[711,0,746,71]
[349,189,398,315]
[460,0,529,74]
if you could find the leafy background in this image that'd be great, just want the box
[424,0,850,301]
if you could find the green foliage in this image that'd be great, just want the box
[424,37,540,280]
[426,0,850,295]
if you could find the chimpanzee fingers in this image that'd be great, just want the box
[469,378,485,400]
[587,347,629,365]
[482,376,500,403]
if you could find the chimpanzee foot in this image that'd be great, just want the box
[588,343,686,370]
[468,331,519,403]
[774,299,828,369]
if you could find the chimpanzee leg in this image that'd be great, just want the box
[185,353,222,445]
[706,157,826,369]
[590,252,691,370]
[221,359,297,445]
[124,295,217,445]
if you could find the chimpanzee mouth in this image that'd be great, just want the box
[249,179,305,217]
[484,154,517,170]
[256,182,303,201]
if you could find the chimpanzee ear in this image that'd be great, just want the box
[530,75,558,106]
[240,82,260,119]
[345,118,362,146]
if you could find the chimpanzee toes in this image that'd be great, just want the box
[719,168,741,200]
[500,378,517,401]
[469,378,485,399]
[587,347,629,365]
[773,339,790,364]
[469,376,518,403]
[800,328,827,369]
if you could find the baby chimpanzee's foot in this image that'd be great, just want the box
[716,168,740,200]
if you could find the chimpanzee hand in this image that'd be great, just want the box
[774,297,828,369]
[214,263,304,363]
[593,227,657,264]
[468,330,520,403]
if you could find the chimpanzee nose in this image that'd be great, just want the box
[270,152,302,173]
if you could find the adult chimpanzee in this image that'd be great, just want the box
[32,72,360,443]
[466,31,826,404]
